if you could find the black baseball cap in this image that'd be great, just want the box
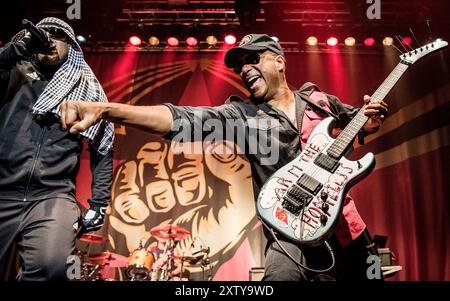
[224,34,284,68]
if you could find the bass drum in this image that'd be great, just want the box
[126,248,154,280]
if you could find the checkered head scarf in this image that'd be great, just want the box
[21,17,114,155]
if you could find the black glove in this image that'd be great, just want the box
[80,204,107,234]
[19,30,54,55]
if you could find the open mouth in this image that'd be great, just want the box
[246,74,261,89]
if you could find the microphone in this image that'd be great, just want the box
[21,19,52,50]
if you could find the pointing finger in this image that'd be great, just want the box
[69,117,93,134]
[60,101,67,129]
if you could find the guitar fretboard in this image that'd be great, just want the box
[327,62,410,159]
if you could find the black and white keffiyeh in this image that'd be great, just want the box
[28,17,114,155]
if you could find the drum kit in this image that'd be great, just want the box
[76,234,127,281]
[76,224,209,281]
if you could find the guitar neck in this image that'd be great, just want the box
[326,62,410,159]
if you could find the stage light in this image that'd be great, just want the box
[364,37,375,46]
[186,37,198,47]
[129,36,142,46]
[306,36,318,46]
[271,36,279,42]
[167,37,179,47]
[148,36,160,46]
[224,34,237,45]
[401,36,412,46]
[206,35,218,46]
[327,37,338,47]
[344,37,356,46]
[76,35,87,44]
[382,37,393,46]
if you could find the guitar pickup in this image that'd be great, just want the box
[314,152,340,173]
[297,173,323,195]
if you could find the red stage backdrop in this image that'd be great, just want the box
[74,47,449,281]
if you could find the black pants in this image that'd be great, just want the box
[263,229,382,281]
[0,198,80,280]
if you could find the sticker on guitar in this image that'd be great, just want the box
[273,206,289,227]
[259,133,329,210]
[292,162,354,240]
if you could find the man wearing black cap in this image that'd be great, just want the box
[59,34,387,281]
[0,18,114,280]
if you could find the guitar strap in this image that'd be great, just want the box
[294,90,307,137]
[294,82,339,149]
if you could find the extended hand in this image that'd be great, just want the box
[362,95,388,133]
[60,101,104,134]
[80,205,107,234]
[19,30,54,54]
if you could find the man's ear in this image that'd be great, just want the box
[275,55,286,72]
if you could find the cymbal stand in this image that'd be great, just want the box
[159,238,175,281]
[199,247,212,281]
[88,264,101,280]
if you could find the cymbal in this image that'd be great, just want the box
[150,224,190,241]
[173,254,203,264]
[88,252,128,268]
[79,233,109,243]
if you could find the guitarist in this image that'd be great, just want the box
[59,34,388,281]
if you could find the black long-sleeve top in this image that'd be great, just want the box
[0,42,112,207]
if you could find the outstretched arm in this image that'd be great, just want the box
[60,101,174,136]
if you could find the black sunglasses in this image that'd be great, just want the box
[233,51,263,74]
[43,28,67,41]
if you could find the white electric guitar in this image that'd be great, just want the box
[257,39,448,246]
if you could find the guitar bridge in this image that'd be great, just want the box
[282,184,313,215]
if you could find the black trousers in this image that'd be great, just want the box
[0,198,80,280]
[263,229,382,281]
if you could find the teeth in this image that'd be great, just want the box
[247,75,260,85]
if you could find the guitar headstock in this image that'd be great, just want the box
[400,39,448,65]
